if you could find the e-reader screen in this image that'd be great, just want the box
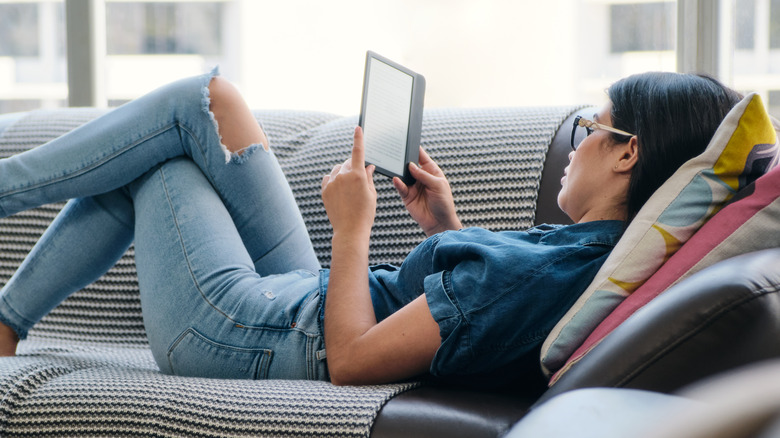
[359,51,425,185]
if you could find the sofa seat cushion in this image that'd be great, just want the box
[0,340,417,437]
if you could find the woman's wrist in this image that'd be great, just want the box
[331,229,371,249]
[425,218,463,237]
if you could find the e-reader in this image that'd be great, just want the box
[358,51,425,185]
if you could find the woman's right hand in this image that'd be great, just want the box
[393,148,462,237]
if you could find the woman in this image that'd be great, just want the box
[0,69,742,387]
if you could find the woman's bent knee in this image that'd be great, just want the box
[207,77,269,154]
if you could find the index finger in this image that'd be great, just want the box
[418,147,432,165]
[352,126,366,169]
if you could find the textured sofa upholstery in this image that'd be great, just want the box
[2,102,780,438]
[0,105,578,437]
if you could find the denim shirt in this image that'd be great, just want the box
[320,221,624,383]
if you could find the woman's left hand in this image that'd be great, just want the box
[321,126,377,237]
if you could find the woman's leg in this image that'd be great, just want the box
[0,70,319,353]
[0,73,210,217]
[188,76,320,276]
[0,69,317,273]
[0,73,203,353]
[129,158,326,380]
[0,190,134,349]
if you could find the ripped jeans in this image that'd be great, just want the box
[0,69,330,381]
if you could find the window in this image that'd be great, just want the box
[8,0,778,118]
[103,1,230,106]
[771,0,780,48]
[769,90,780,116]
[0,4,40,57]
[106,2,223,55]
[732,0,780,118]
[610,2,675,53]
[1,0,680,115]
[0,1,66,113]
[736,0,755,49]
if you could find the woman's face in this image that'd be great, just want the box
[557,104,630,223]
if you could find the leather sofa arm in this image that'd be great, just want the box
[537,248,780,405]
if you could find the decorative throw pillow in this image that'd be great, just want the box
[550,158,780,384]
[540,93,780,377]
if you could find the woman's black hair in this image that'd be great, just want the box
[607,72,743,221]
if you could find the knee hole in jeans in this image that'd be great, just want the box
[207,77,269,156]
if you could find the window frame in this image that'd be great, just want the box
[676,0,731,79]
[65,0,105,107]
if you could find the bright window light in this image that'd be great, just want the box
[6,0,778,120]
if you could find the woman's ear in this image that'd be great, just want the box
[614,136,639,172]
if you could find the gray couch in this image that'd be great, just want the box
[1,104,779,437]
[0,105,576,437]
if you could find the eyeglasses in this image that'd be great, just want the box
[570,115,635,151]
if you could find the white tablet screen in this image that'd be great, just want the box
[362,58,414,177]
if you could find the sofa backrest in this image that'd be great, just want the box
[0,106,577,345]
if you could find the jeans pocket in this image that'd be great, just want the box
[167,328,273,379]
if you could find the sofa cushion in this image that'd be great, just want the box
[540,93,780,376]
[2,341,418,437]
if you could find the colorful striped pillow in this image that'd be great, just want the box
[540,93,780,377]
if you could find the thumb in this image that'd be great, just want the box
[407,161,437,187]
[393,176,409,198]
[366,165,377,189]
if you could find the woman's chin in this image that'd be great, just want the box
[556,195,567,216]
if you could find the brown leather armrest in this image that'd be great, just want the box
[538,248,780,405]
[371,386,535,438]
